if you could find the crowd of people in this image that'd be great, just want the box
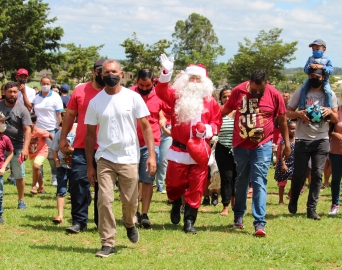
[0,38,341,258]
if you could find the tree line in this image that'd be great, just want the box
[2,0,338,91]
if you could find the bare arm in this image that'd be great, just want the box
[278,114,291,160]
[21,125,31,161]
[286,106,310,123]
[52,150,61,168]
[59,108,77,153]
[221,104,233,117]
[85,124,97,187]
[0,150,14,176]
[56,112,62,127]
[137,116,156,177]
[19,85,33,111]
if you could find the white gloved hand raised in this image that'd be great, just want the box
[160,53,174,73]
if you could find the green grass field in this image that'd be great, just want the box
[0,161,342,270]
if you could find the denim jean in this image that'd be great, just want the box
[56,166,71,197]
[0,176,3,216]
[329,153,342,206]
[69,148,98,227]
[139,145,159,184]
[155,125,172,191]
[233,140,272,226]
[290,139,329,210]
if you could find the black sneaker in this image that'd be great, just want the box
[66,224,87,234]
[288,199,297,214]
[202,196,210,206]
[0,216,4,223]
[140,213,151,229]
[211,193,218,206]
[254,223,266,237]
[307,209,321,220]
[126,225,139,243]
[95,246,115,258]
[233,216,244,229]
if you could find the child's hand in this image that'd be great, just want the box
[0,167,5,176]
[66,146,74,153]
[281,164,288,172]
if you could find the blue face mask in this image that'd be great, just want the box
[313,50,323,58]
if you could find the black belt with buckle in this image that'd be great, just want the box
[172,140,187,150]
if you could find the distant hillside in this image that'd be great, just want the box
[283,67,342,75]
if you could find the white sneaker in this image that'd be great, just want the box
[328,205,339,216]
[51,175,57,186]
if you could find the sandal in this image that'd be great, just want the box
[37,188,46,194]
[52,216,63,224]
[30,187,38,195]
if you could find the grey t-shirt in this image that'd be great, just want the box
[0,100,32,149]
[288,87,337,140]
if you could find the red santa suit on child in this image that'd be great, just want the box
[156,54,222,234]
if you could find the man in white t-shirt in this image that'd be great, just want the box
[15,68,36,107]
[85,59,156,258]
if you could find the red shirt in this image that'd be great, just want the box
[130,85,166,146]
[225,81,286,150]
[0,134,13,168]
[29,128,50,159]
[67,82,101,149]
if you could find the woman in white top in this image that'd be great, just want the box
[32,76,64,185]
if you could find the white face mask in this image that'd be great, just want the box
[41,85,50,92]
[0,123,7,133]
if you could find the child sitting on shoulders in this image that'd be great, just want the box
[299,39,333,111]
[274,121,296,205]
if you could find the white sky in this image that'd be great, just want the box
[46,0,342,68]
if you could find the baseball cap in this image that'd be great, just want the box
[309,39,326,48]
[94,59,106,70]
[60,84,69,93]
[16,68,29,76]
[308,68,324,76]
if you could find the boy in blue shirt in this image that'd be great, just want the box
[299,39,333,110]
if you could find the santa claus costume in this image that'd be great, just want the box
[156,54,222,233]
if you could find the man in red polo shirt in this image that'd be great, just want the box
[130,68,168,229]
[59,59,106,233]
[156,54,222,234]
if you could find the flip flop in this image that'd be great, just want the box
[52,216,63,224]
[30,187,38,195]
[37,188,46,194]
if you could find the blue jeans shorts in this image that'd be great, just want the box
[139,145,159,184]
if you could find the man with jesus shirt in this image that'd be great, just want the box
[221,70,290,236]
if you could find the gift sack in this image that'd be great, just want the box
[186,137,211,170]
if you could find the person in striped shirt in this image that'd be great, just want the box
[215,86,237,216]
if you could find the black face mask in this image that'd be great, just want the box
[251,90,264,99]
[309,78,323,88]
[95,74,105,87]
[103,74,120,87]
[138,88,152,96]
[18,79,27,84]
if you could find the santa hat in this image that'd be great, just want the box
[185,64,208,78]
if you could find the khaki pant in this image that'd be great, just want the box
[97,158,138,247]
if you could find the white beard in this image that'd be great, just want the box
[173,74,214,125]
